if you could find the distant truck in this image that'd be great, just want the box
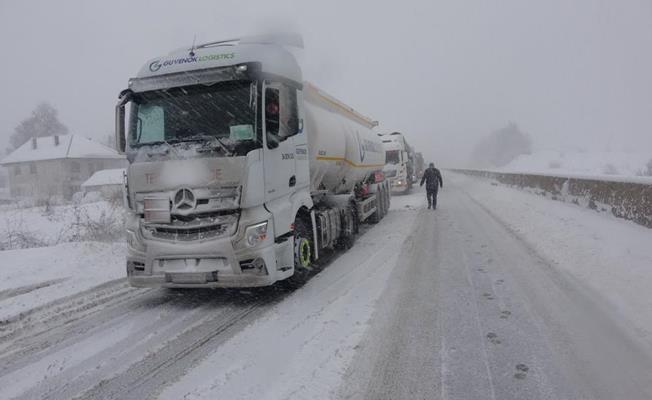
[380,132,416,194]
[115,34,391,288]
[415,152,425,180]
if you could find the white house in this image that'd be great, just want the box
[81,168,126,199]
[0,135,126,200]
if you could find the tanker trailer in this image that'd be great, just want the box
[415,152,425,180]
[115,34,391,288]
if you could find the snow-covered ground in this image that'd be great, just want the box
[159,193,423,400]
[1,178,651,399]
[500,149,652,179]
[452,173,652,344]
[0,200,126,324]
[0,200,124,249]
[0,242,125,323]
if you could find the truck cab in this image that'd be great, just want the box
[118,37,311,287]
[381,132,414,194]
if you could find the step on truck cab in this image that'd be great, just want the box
[116,34,391,288]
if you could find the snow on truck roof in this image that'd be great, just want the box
[132,36,303,88]
[1,135,124,165]
[130,35,379,129]
[82,168,125,188]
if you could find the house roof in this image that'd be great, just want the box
[81,168,125,188]
[0,135,124,165]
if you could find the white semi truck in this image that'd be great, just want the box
[380,132,416,194]
[115,35,390,288]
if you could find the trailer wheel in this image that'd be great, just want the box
[385,186,392,213]
[377,187,386,219]
[335,208,356,250]
[381,187,389,217]
[384,184,391,214]
[368,194,381,224]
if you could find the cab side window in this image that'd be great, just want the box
[280,85,299,138]
[265,88,280,144]
[265,83,299,148]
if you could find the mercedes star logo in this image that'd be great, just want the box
[173,188,196,211]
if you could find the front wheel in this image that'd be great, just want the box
[294,219,313,270]
[284,218,313,288]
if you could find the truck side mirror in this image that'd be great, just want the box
[266,133,280,149]
[115,90,132,154]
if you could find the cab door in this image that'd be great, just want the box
[263,81,299,235]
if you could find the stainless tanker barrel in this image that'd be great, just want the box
[303,82,385,194]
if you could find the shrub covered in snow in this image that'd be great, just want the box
[0,200,125,250]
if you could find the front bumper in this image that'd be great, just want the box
[127,233,293,288]
[389,179,410,192]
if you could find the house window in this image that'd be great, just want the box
[71,161,81,173]
[30,163,36,174]
[14,166,21,176]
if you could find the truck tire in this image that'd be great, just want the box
[382,186,389,216]
[378,187,387,219]
[384,185,391,215]
[368,193,381,224]
[351,203,360,234]
[385,187,392,213]
[293,218,313,271]
[284,218,313,289]
[335,208,355,250]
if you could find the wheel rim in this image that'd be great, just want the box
[297,238,311,268]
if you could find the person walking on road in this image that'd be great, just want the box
[420,162,443,209]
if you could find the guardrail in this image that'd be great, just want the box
[451,169,652,228]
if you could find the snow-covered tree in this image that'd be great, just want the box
[8,102,69,152]
[470,122,532,168]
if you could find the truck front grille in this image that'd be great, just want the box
[143,212,238,242]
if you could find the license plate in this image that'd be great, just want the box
[167,272,210,284]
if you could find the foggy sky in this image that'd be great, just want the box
[1,0,651,167]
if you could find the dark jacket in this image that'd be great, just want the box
[420,167,443,192]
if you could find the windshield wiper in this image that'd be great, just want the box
[211,137,233,156]
[134,139,184,158]
[133,134,237,156]
[186,134,234,156]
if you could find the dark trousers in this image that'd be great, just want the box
[427,189,438,209]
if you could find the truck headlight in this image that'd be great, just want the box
[127,229,146,252]
[244,221,268,247]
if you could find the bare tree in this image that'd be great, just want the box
[8,102,69,152]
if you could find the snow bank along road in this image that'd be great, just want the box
[1,174,652,399]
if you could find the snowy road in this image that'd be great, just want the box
[341,176,652,399]
[1,175,652,399]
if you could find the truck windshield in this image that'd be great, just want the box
[128,80,258,152]
[386,150,400,164]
